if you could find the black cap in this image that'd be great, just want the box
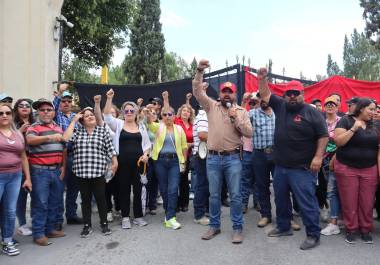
[311,98,321,105]
[346,97,359,105]
[149,97,162,105]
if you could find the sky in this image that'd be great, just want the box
[112,0,366,80]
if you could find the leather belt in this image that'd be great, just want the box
[208,149,240,156]
[254,147,273,154]
[158,153,178,159]
[31,164,60,170]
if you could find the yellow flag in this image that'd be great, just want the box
[100,65,109,84]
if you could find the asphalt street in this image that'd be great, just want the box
[2,199,380,265]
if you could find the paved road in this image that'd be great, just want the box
[2,200,380,265]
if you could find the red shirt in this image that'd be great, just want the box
[174,117,193,143]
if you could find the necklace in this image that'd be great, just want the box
[0,129,15,145]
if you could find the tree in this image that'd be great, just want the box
[61,0,136,67]
[360,0,380,49]
[123,0,166,84]
[189,57,198,76]
[326,54,342,77]
[163,52,191,81]
[109,65,127,85]
[62,52,99,83]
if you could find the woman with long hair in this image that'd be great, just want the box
[103,89,151,229]
[13,98,34,236]
[334,98,380,244]
[62,107,118,237]
[0,103,32,255]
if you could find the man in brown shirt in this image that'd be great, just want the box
[193,59,253,244]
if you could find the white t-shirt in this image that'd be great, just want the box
[193,110,208,155]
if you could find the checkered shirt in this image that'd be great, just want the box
[249,108,275,149]
[70,125,116,178]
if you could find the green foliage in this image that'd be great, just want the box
[360,0,380,49]
[61,0,136,67]
[190,57,198,76]
[326,54,342,77]
[342,29,380,80]
[62,52,99,83]
[163,52,191,81]
[123,0,166,84]
[109,65,127,84]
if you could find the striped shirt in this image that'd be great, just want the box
[193,110,208,155]
[26,122,65,165]
[249,108,275,149]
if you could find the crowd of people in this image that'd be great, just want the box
[0,59,380,256]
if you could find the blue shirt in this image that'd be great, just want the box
[249,108,275,149]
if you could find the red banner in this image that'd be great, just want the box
[244,68,380,112]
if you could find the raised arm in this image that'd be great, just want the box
[103,89,114,115]
[62,113,82,142]
[162,91,170,110]
[185,93,192,106]
[257,68,271,104]
[93,95,104,126]
[192,59,212,112]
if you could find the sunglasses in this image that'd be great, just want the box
[221,89,233,94]
[39,108,54,113]
[61,100,72,104]
[285,90,301,97]
[151,101,158,106]
[0,111,12,116]
[1,99,12,103]
[18,103,31,109]
[325,102,337,108]
[162,112,173,117]
[124,109,135,114]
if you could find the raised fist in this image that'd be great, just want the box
[106,89,114,99]
[242,92,251,103]
[257,68,268,81]
[197,59,210,71]
[58,83,69,94]
[94,95,101,104]
[162,91,169,99]
[137,98,144,106]
[186,93,192,100]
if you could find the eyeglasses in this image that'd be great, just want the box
[162,112,173,117]
[124,109,135,114]
[61,100,72,104]
[38,108,54,113]
[325,103,337,108]
[18,103,31,109]
[285,90,301,97]
[0,111,12,116]
[1,99,12,103]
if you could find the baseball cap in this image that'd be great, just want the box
[219,82,237,93]
[324,96,338,106]
[346,97,359,105]
[62,91,73,99]
[149,97,163,105]
[32,98,54,110]
[285,80,304,91]
[0,93,13,102]
[311,98,322,105]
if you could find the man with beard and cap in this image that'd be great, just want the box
[249,93,275,228]
[193,59,253,244]
[257,68,328,250]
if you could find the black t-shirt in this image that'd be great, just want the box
[269,94,328,168]
[335,115,379,168]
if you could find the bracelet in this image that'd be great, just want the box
[349,129,356,133]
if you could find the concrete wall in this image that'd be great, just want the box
[0,0,64,101]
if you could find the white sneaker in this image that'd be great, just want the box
[321,223,340,236]
[122,217,131,229]
[189,192,194,200]
[17,225,32,236]
[107,212,114,222]
[157,196,163,205]
[165,217,181,230]
[194,216,209,226]
[133,217,148,227]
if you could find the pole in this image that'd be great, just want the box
[58,23,63,82]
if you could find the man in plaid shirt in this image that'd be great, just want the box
[52,83,82,227]
[249,93,275,228]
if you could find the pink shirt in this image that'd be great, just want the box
[0,131,25,173]
[242,136,253,152]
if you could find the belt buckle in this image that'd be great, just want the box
[264,147,273,154]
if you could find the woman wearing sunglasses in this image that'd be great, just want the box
[0,103,32,256]
[146,102,188,230]
[12,99,35,237]
[103,89,151,229]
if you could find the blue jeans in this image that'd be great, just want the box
[147,158,159,210]
[31,167,64,239]
[273,165,320,239]
[193,156,209,219]
[16,174,29,226]
[0,171,22,243]
[207,153,243,230]
[189,155,197,193]
[252,150,274,219]
[240,151,258,207]
[326,171,340,219]
[154,156,180,220]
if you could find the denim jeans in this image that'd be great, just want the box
[147,158,158,210]
[189,155,197,193]
[207,153,243,230]
[154,156,180,220]
[31,167,64,239]
[16,174,29,226]
[252,150,274,219]
[193,156,209,220]
[326,171,340,219]
[240,151,258,207]
[57,155,80,222]
[273,165,320,239]
[0,171,22,243]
